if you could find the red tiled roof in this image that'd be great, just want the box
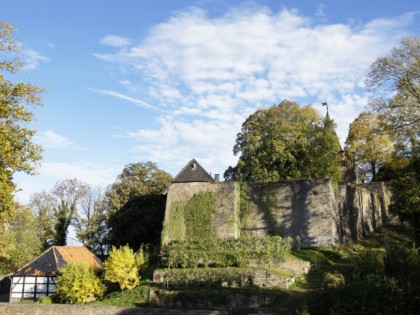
[15,246,103,276]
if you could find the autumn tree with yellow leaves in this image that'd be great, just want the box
[0,21,45,225]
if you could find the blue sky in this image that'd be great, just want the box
[3,0,419,203]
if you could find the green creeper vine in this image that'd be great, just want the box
[162,191,217,244]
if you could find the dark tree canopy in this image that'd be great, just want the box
[108,194,167,251]
[226,100,342,183]
[106,162,172,249]
[106,161,172,214]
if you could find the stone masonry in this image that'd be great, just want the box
[163,179,391,247]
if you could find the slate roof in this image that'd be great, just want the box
[14,246,103,276]
[171,159,214,183]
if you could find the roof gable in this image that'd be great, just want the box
[15,246,103,276]
[171,159,214,183]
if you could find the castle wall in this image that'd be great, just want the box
[337,181,391,242]
[163,180,390,247]
[241,180,338,247]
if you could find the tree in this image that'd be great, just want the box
[30,190,57,249]
[106,162,172,213]
[106,162,172,249]
[366,36,420,148]
[344,112,394,182]
[55,263,105,304]
[0,204,42,274]
[73,186,109,259]
[390,146,420,247]
[103,245,143,292]
[0,21,45,225]
[52,178,89,245]
[226,100,342,183]
[30,178,89,246]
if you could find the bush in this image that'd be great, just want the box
[323,272,345,289]
[55,263,105,304]
[104,245,143,291]
[161,236,293,268]
[329,275,408,314]
[352,249,385,280]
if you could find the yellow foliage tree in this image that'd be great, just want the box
[104,245,143,291]
[0,21,45,225]
[345,112,394,181]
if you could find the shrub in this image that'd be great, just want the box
[104,245,143,291]
[55,263,105,304]
[161,236,293,268]
[352,249,385,280]
[323,272,345,289]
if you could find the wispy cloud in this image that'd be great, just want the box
[22,48,49,70]
[87,87,164,112]
[94,6,416,174]
[100,35,131,47]
[34,130,76,149]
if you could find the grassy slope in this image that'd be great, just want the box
[92,225,416,311]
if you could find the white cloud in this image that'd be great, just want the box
[94,6,416,175]
[23,48,49,70]
[100,35,132,47]
[35,130,76,149]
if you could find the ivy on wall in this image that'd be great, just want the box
[184,192,217,240]
[162,202,186,244]
[162,192,217,244]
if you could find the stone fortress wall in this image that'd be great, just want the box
[163,179,391,247]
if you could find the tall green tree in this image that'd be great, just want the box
[0,204,42,274]
[106,162,172,250]
[73,186,108,259]
[366,36,420,150]
[30,190,57,249]
[345,112,394,182]
[30,178,89,246]
[390,145,420,247]
[366,36,420,246]
[52,178,89,245]
[226,100,342,183]
[106,162,172,213]
[0,21,45,225]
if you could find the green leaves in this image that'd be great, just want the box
[366,36,420,144]
[161,236,293,269]
[229,99,342,183]
[0,21,45,224]
[344,112,394,181]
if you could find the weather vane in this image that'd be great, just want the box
[322,102,328,115]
